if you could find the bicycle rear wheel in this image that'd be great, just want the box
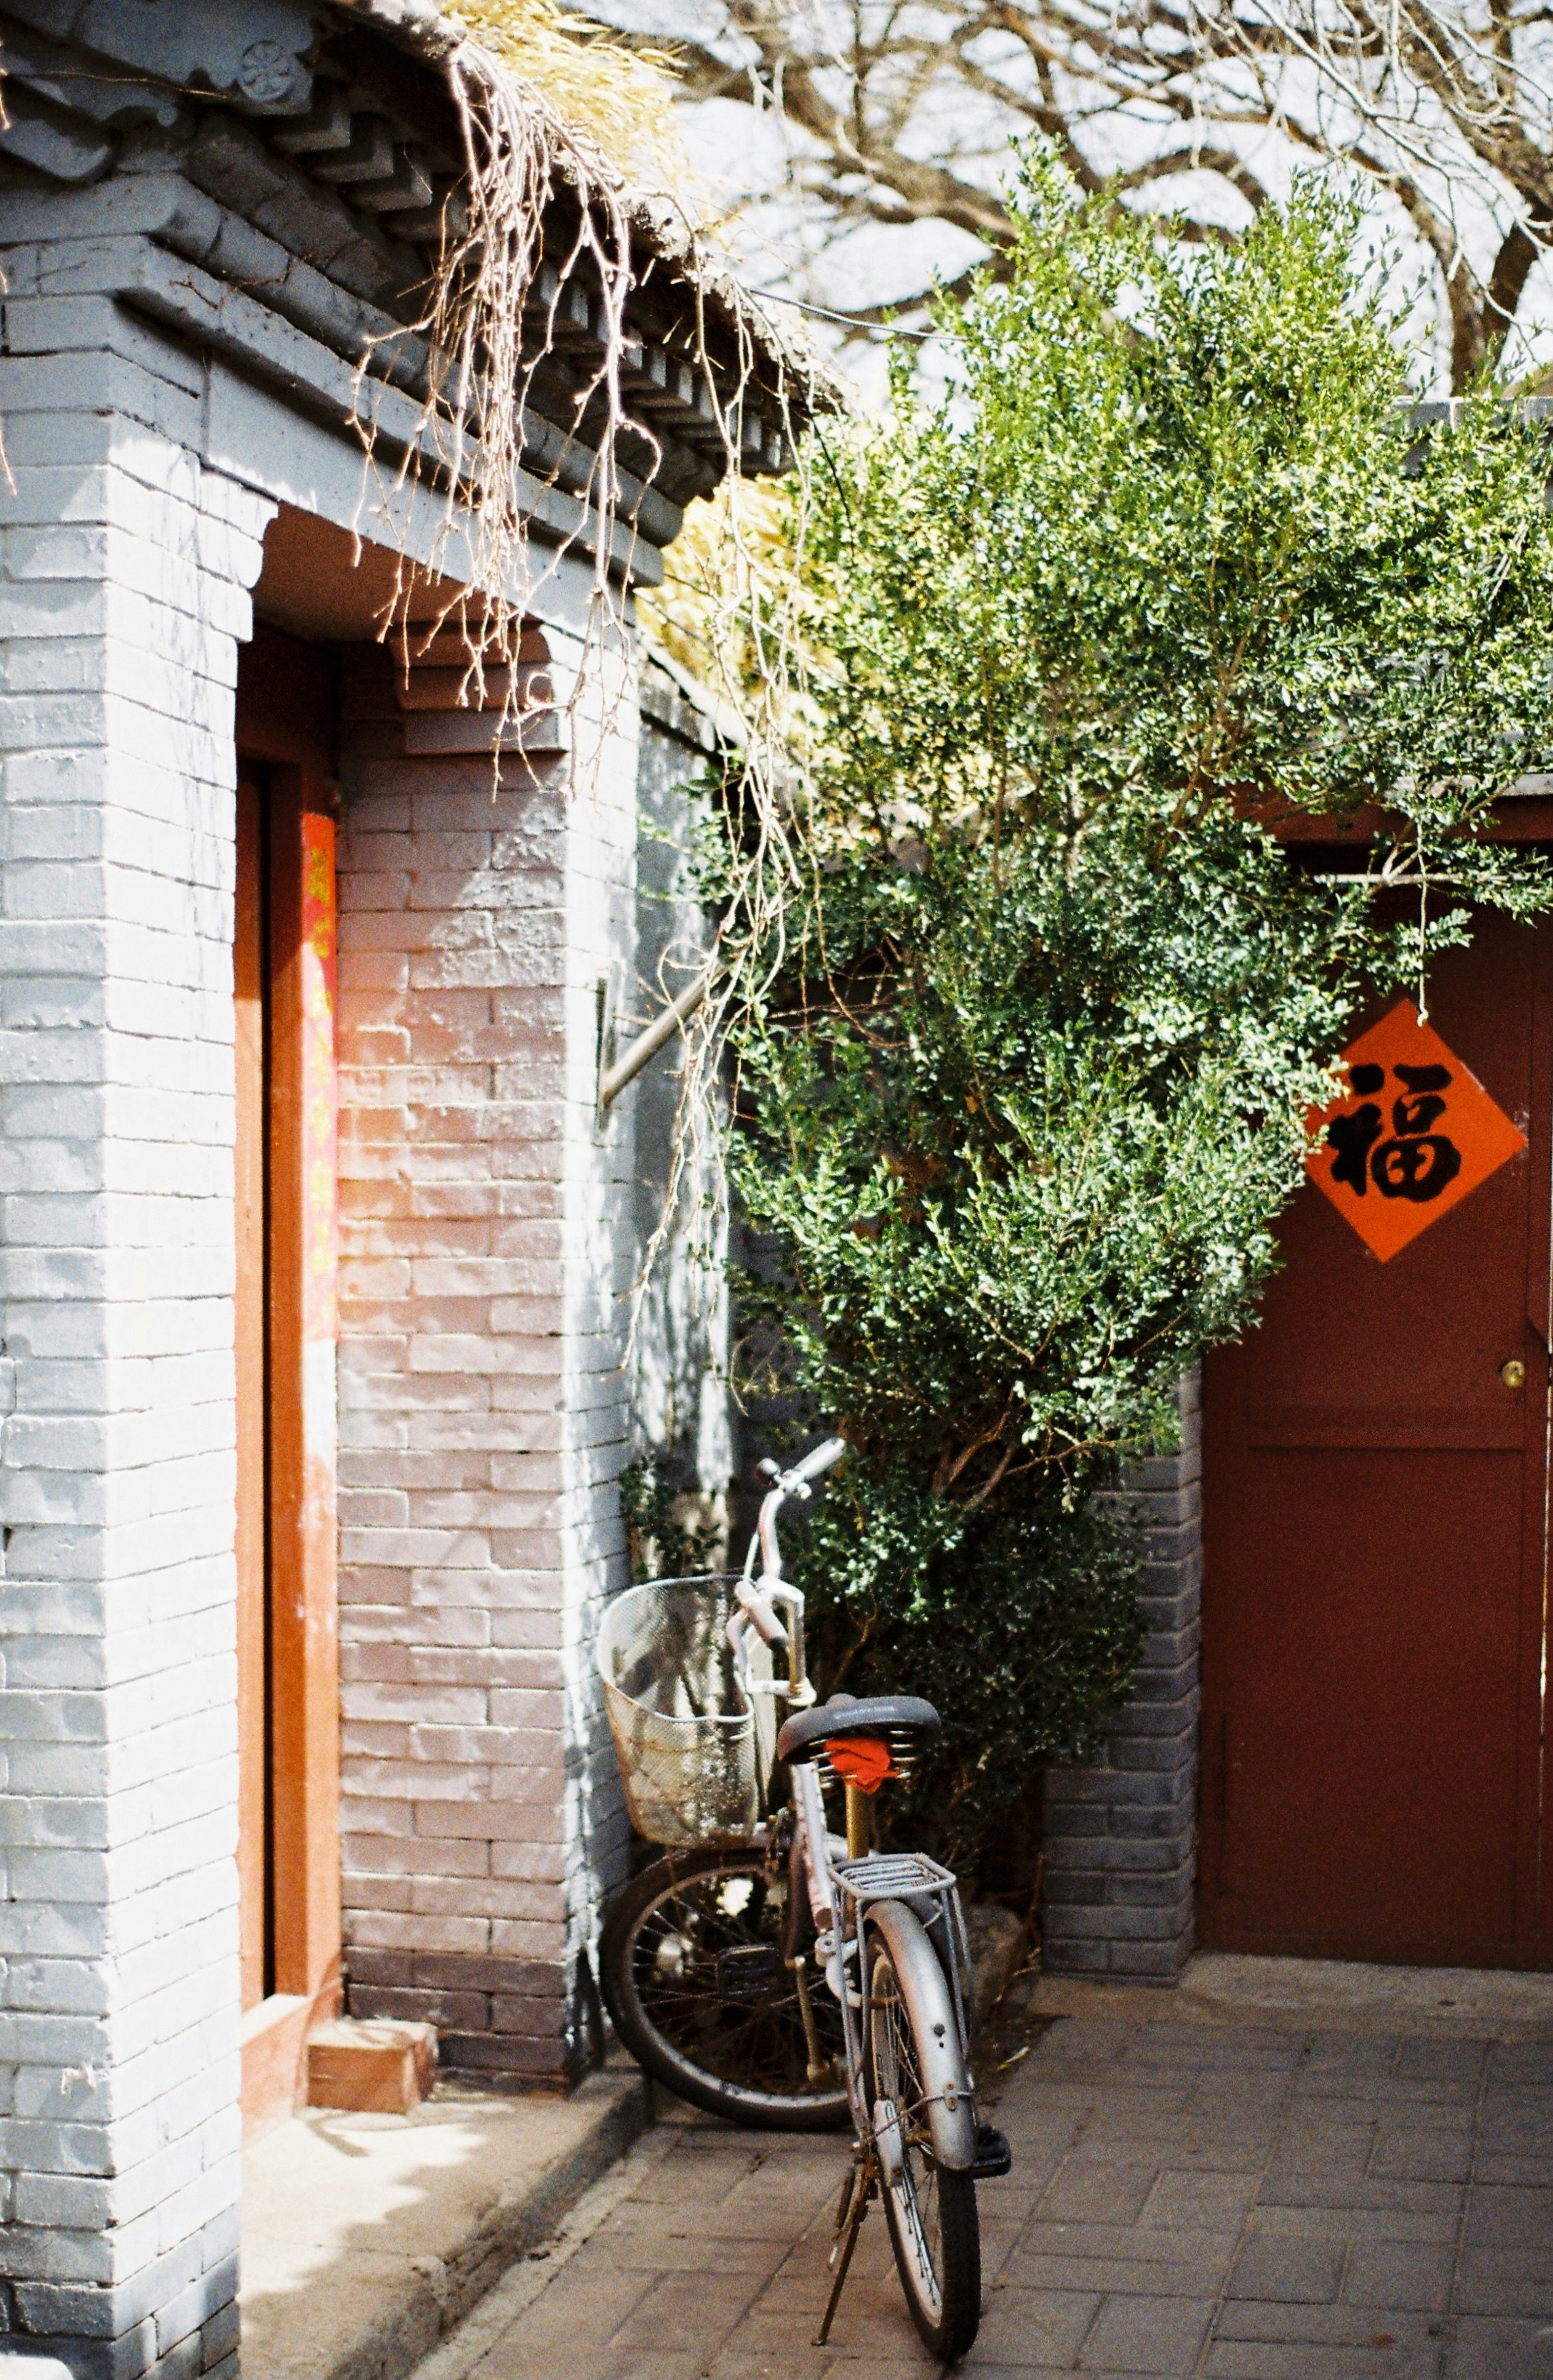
[599,1847,850,2130]
[863,1918,981,2362]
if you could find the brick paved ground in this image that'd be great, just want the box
[418,2013,1553,2379]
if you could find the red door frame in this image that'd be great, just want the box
[235,628,344,2124]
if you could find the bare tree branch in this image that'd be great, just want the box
[609,0,1553,386]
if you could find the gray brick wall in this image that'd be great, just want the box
[0,332,272,2375]
[1042,1370,1202,1981]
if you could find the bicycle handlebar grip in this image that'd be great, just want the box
[787,1436,848,1486]
[734,1578,789,1650]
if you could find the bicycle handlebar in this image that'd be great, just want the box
[786,1436,848,1488]
[727,1578,813,1709]
[734,1577,789,1650]
[752,1437,849,1584]
[729,1436,846,1708]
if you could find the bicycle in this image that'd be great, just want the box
[598,1438,1010,2365]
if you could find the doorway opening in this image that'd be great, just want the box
[235,755,272,2006]
[234,630,343,2128]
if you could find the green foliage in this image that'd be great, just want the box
[722,161,1553,1866]
[782,1464,1146,1869]
[620,1451,722,1583]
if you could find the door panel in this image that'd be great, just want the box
[1200,911,1553,1967]
[233,627,342,2105]
[235,765,270,2011]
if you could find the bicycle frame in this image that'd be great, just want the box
[601,1434,1008,2361]
[724,1441,980,2166]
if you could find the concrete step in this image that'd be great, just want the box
[242,2058,650,2380]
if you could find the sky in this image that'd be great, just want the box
[598,0,1553,404]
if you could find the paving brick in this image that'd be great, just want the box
[1227,2234,1346,2304]
[1341,2237,1455,2313]
[1372,2123,1475,2185]
[1490,2046,1553,2085]
[408,2011,1553,2380]
[1395,2040,1491,2089]
[1443,2317,1553,2377]
[1474,2151,1553,2187]
[1142,2167,1260,2232]
[968,2285,1100,2365]
[1038,2157,1162,2225]
[495,2247,659,2354]
[1263,2120,1378,2194]
[1341,2243,1455,2312]
[1079,2294,1215,2373]
[1460,2183,1553,2245]
[703,2327,839,2379]
[1213,2303,1442,2349]
[1260,2175,1463,2219]
[1451,2256,1553,2318]
[617,2269,768,2354]
[1006,2237,1234,2298]
[1205,2339,1444,2379]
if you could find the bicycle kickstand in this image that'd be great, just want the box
[814,2152,877,2348]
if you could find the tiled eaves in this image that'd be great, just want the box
[0,0,844,548]
[323,0,841,426]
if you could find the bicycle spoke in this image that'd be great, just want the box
[854,1914,984,2360]
[627,1866,844,2100]
[869,1946,950,2316]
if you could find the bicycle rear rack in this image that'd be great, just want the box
[831,1850,975,2055]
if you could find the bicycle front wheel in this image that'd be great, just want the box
[863,1918,981,2363]
[599,1847,851,2131]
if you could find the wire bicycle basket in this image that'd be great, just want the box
[597,1573,777,1847]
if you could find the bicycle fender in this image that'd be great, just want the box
[866,1898,978,2172]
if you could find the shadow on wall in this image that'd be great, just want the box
[626,653,733,1543]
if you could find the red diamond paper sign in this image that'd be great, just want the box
[1306,1001,1525,1263]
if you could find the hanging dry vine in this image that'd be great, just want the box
[354,26,641,707]
[347,4,839,1334]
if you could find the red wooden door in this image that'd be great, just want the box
[1200,911,1553,1968]
[234,628,344,2128]
[235,765,269,2011]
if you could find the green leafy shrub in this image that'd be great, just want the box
[782,1461,1146,1870]
[720,160,1553,1871]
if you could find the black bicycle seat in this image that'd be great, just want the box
[776,1692,941,1766]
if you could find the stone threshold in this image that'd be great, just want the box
[1027,1946,1553,2037]
[241,2058,651,2380]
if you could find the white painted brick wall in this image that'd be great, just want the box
[0,329,269,2377]
[559,630,640,1991]
[336,628,638,2079]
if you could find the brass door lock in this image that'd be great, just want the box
[1500,1358,1527,1391]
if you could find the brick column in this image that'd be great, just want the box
[0,333,272,2374]
[334,623,636,2085]
[1041,1370,1203,1981]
